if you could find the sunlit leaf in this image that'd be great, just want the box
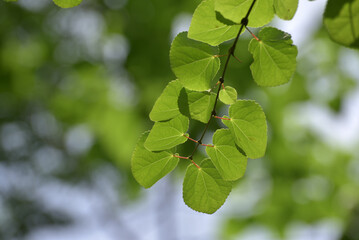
[219,85,237,105]
[132,131,179,188]
[188,0,241,46]
[183,159,232,214]
[274,0,298,20]
[248,27,298,87]
[214,0,274,28]
[144,114,189,151]
[324,0,359,49]
[170,32,220,91]
[179,89,216,123]
[222,100,267,159]
[206,129,247,181]
[53,0,82,8]
[149,80,183,122]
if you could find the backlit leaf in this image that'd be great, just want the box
[222,100,267,159]
[132,131,179,188]
[248,27,297,87]
[206,129,247,181]
[183,159,232,214]
[144,114,189,151]
[149,80,183,122]
[170,32,220,91]
[214,0,274,28]
[219,85,237,105]
[179,89,216,123]
[188,0,241,46]
[324,0,359,49]
[53,0,82,8]
[274,0,298,20]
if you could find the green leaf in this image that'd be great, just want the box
[53,0,82,8]
[170,32,220,91]
[219,86,237,105]
[206,129,247,181]
[179,89,216,123]
[132,131,179,188]
[248,27,298,87]
[144,114,189,151]
[274,0,298,20]
[188,0,241,46]
[214,0,274,28]
[149,80,183,122]
[183,159,232,214]
[323,0,359,49]
[222,100,267,159]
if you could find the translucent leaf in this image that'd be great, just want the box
[179,89,216,123]
[206,129,247,181]
[132,132,179,188]
[214,0,274,28]
[222,100,267,159]
[188,0,241,46]
[248,27,298,87]
[170,32,220,91]
[144,114,189,151]
[183,159,232,214]
[274,0,298,20]
[324,0,359,49]
[219,86,237,105]
[53,0,82,8]
[149,80,183,122]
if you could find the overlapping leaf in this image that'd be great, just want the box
[149,80,183,122]
[248,27,298,87]
[324,0,359,49]
[132,132,179,188]
[214,0,274,28]
[222,100,267,159]
[206,129,247,181]
[274,0,298,20]
[188,0,241,46]
[53,0,82,8]
[183,159,232,214]
[170,32,220,91]
[219,86,237,105]
[179,89,216,123]
[144,114,189,151]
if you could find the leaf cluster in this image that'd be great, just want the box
[131,0,299,214]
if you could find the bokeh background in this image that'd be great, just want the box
[1,0,359,239]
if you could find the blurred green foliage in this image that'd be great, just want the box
[0,0,359,239]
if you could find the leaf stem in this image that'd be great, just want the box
[191,160,201,169]
[173,155,189,160]
[214,54,229,58]
[214,116,231,121]
[188,0,257,162]
[232,55,242,63]
[183,134,214,147]
[183,135,198,143]
[245,26,260,41]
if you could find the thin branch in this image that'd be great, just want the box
[187,0,257,163]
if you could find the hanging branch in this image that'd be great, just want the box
[187,0,258,164]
